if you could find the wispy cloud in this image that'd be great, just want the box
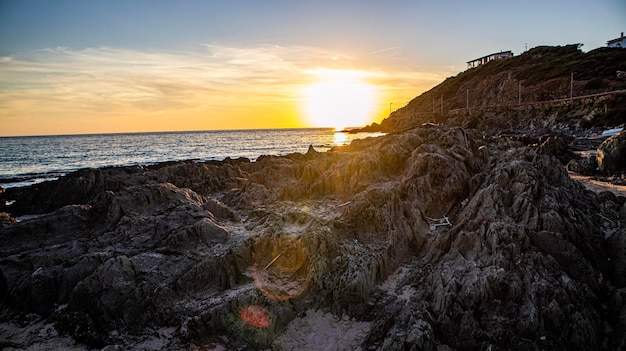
[367,46,402,56]
[0,44,457,135]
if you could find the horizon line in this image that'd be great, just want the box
[0,126,359,139]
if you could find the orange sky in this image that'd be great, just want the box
[2,1,623,136]
[0,45,453,136]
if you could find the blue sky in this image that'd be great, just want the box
[0,0,624,135]
[2,0,623,61]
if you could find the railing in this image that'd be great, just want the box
[448,89,626,114]
[392,89,626,120]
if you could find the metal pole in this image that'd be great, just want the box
[518,81,522,105]
[440,94,443,114]
[570,72,574,102]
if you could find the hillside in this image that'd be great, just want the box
[364,44,626,132]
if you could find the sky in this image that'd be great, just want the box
[0,0,624,136]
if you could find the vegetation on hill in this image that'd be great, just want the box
[365,45,626,132]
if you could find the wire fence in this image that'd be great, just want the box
[393,89,626,120]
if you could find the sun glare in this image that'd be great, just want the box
[301,70,380,130]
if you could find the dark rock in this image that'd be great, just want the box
[567,155,598,175]
[535,135,575,164]
[0,126,624,350]
[68,255,150,333]
[55,311,107,348]
[0,212,15,227]
[4,168,108,216]
[598,130,626,174]
[306,144,319,157]
[609,209,626,287]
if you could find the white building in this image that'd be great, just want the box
[607,32,625,48]
[467,51,513,69]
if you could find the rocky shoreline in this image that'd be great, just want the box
[1,124,626,350]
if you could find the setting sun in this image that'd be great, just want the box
[301,69,380,130]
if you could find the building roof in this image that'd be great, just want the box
[607,32,625,45]
[466,50,513,64]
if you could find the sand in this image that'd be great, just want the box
[272,309,371,351]
[569,172,626,197]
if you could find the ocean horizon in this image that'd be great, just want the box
[0,128,383,189]
[0,127,361,139]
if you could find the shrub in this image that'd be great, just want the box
[584,78,608,90]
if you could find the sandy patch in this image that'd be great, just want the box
[569,172,626,197]
[272,309,370,351]
[0,320,88,351]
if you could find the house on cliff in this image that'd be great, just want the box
[466,50,513,69]
[607,32,625,48]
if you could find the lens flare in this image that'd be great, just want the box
[252,236,311,301]
[239,305,271,329]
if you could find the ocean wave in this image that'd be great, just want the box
[0,129,384,189]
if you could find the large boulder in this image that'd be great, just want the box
[597,130,626,174]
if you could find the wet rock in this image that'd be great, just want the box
[598,130,626,174]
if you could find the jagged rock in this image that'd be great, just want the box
[567,155,598,175]
[54,310,107,348]
[535,136,575,164]
[610,207,626,287]
[4,167,109,216]
[1,126,624,350]
[0,212,15,227]
[597,130,626,174]
[306,144,319,158]
[68,255,144,329]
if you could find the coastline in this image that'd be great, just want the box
[0,129,384,189]
[1,124,625,350]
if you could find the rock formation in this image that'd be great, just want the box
[1,125,625,350]
[354,45,626,134]
[597,130,626,174]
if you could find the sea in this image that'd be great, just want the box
[0,128,384,189]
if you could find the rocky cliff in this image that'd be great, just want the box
[1,124,626,350]
[361,45,626,133]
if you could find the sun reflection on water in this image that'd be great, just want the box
[333,131,347,145]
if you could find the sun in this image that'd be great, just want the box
[301,70,380,130]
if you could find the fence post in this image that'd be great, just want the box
[440,94,443,115]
